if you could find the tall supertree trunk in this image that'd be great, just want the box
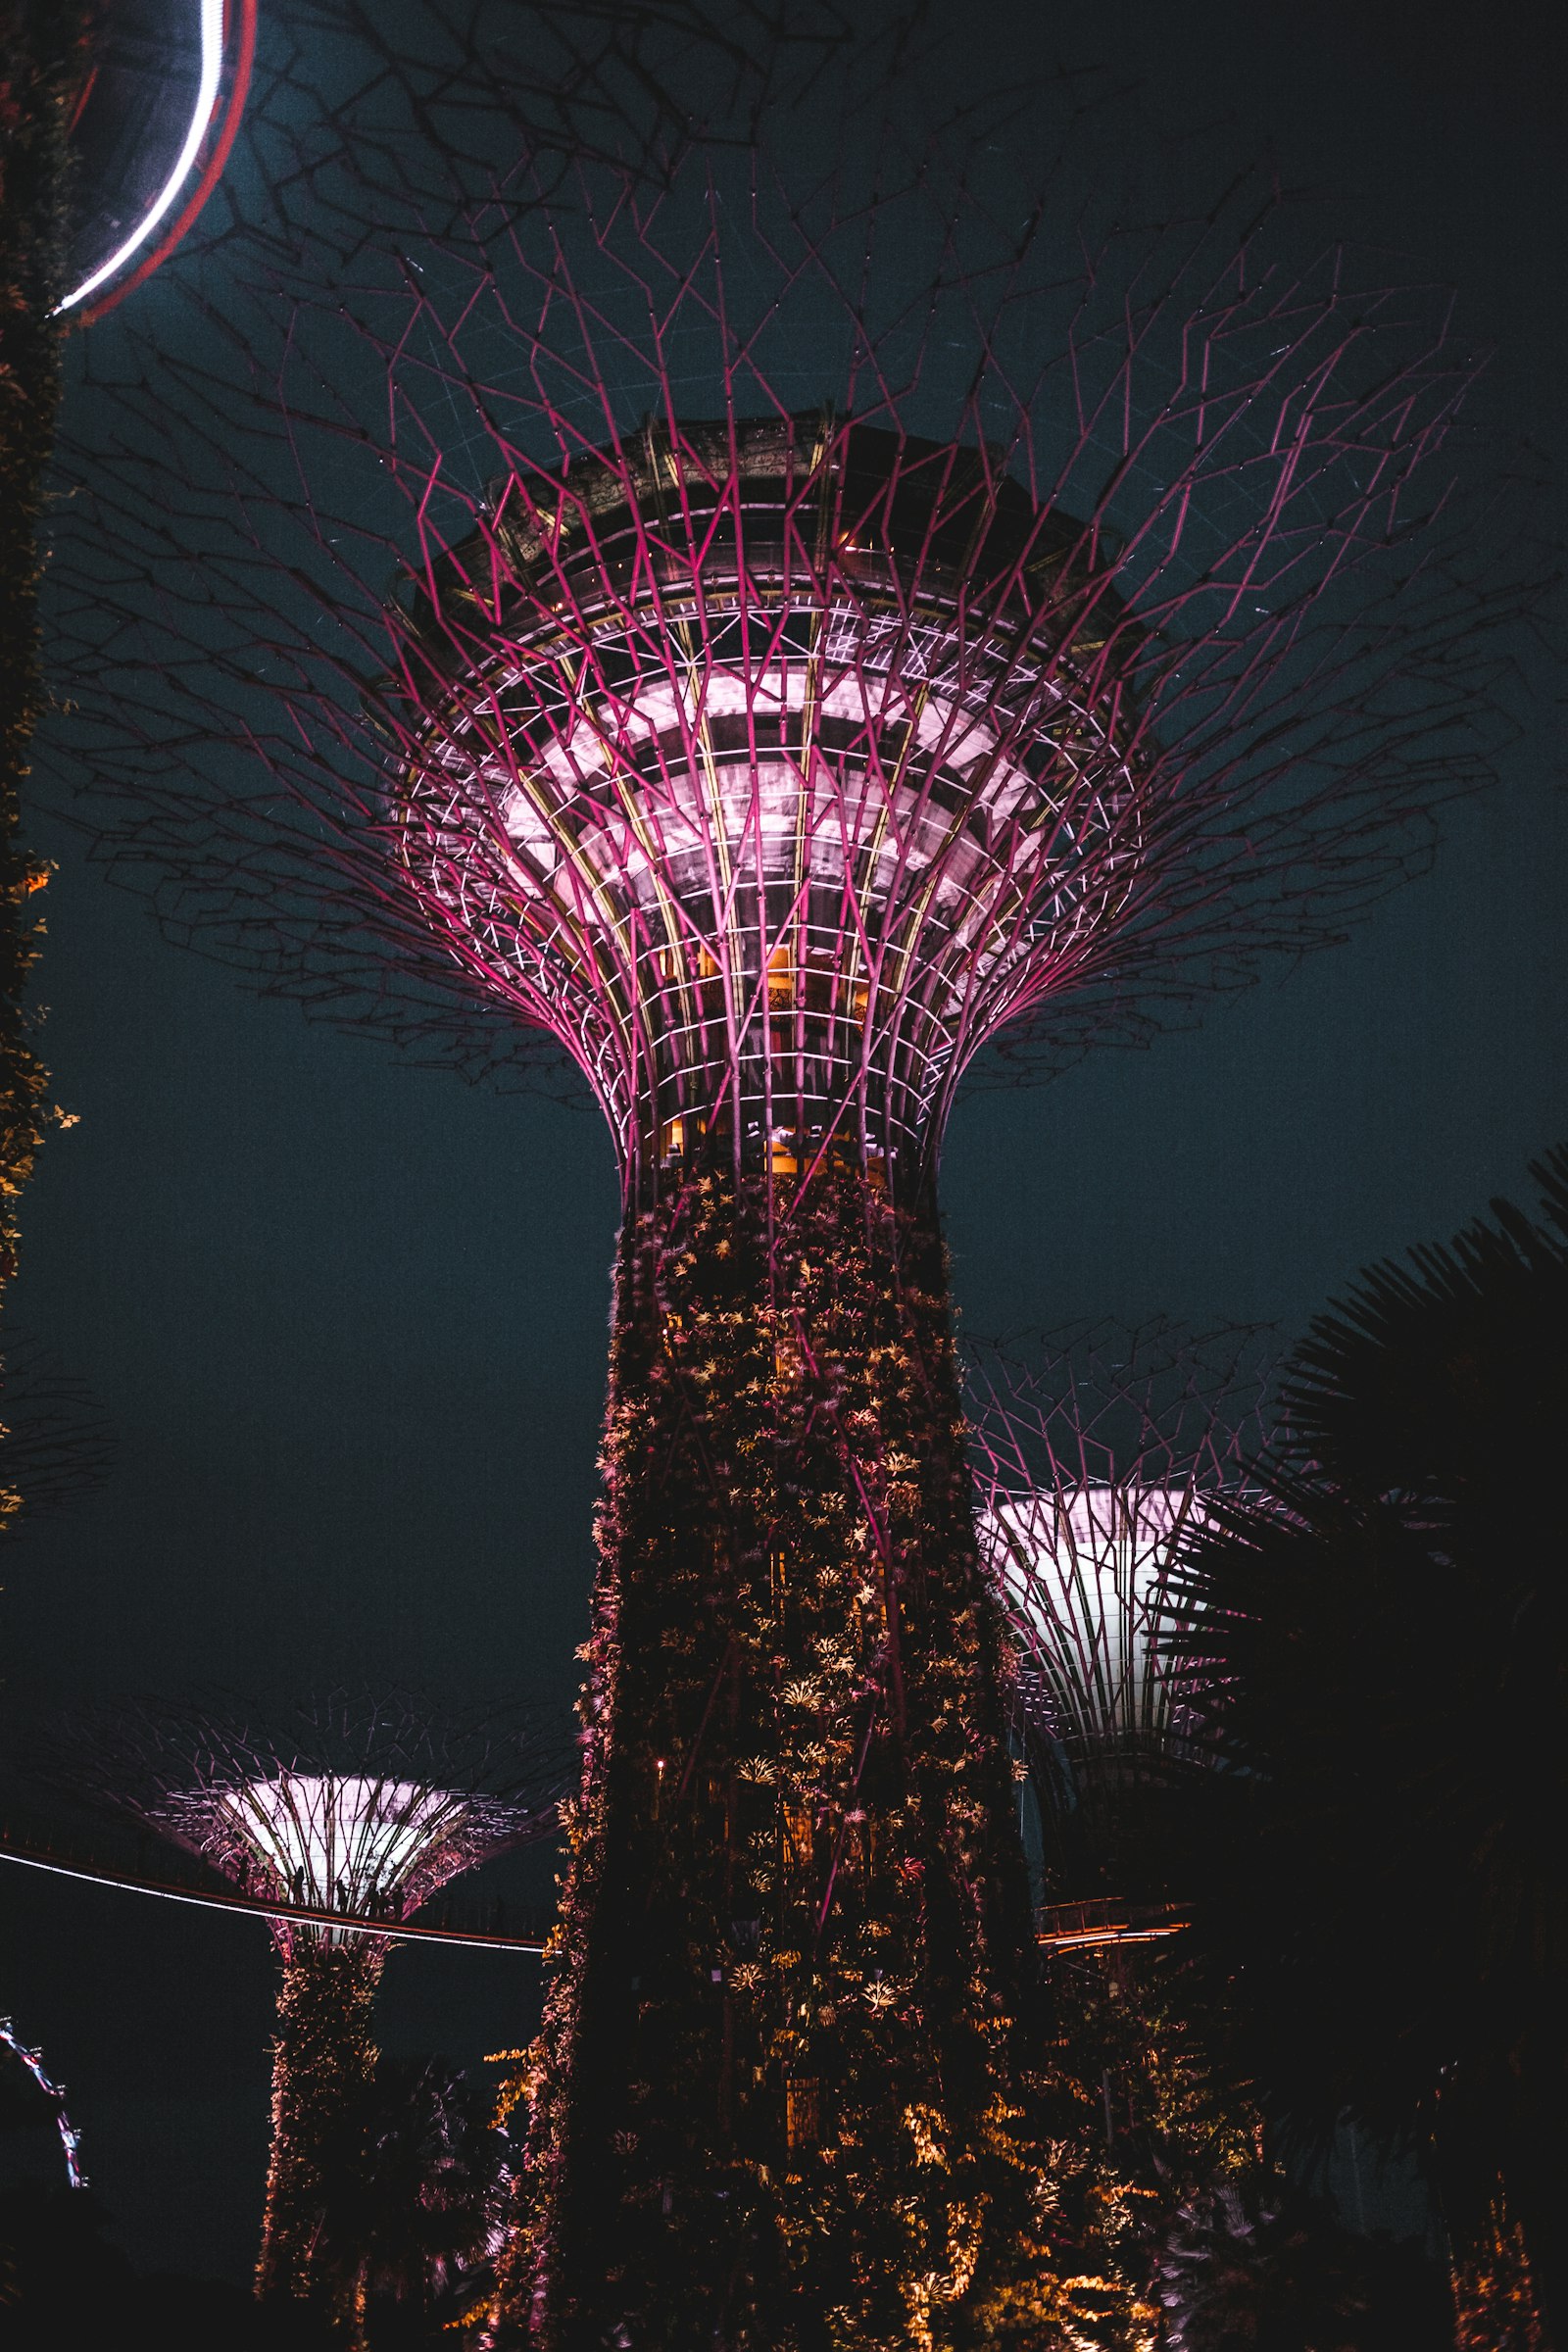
[507,1166,1073,2349]
[259,1938,386,2335]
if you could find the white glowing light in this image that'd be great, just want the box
[58,0,226,315]
[980,1486,1203,1753]
[215,1774,468,1916]
[416,611,1123,1166]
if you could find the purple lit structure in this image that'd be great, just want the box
[75,1694,563,2331]
[44,57,1542,2343]
[967,1319,1276,1889]
[967,1323,1283,2285]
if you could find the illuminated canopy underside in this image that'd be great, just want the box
[165,1771,511,1936]
[980,1485,1202,1757]
[396,417,1140,1179]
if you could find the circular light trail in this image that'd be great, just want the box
[59,0,257,320]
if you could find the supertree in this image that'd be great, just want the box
[967,1318,1276,1896]
[39,40,1546,2343]
[71,1691,566,2337]
[966,1322,1280,2317]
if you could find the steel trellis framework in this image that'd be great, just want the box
[72,1691,564,1945]
[69,1692,566,2330]
[391,413,1144,1185]
[39,49,1548,2350]
[48,120,1541,1160]
[968,1318,1278,1801]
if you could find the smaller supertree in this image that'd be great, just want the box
[1,2012,85,2188]
[966,1323,1282,2323]
[968,1317,1276,1893]
[72,1691,567,2338]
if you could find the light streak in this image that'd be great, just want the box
[0,1838,547,1953]
[58,0,225,315]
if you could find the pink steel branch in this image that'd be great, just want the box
[60,1694,570,1960]
[48,133,1540,1171]
[390,414,1139,1187]
[966,1318,1279,1762]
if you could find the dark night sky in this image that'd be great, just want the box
[2,0,1563,2283]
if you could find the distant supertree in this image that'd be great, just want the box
[967,1318,1277,1891]
[74,1692,565,2338]
[966,1321,1279,2314]
[40,38,1548,2344]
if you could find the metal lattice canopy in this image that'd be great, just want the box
[160,1771,523,1946]
[395,416,1139,1177]
[967,1319,1278,1772]
[44,56,1546,1200]
[64,1691,569,1955]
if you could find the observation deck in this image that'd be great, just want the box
[392,416,1143,1192]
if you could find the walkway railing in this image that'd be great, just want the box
[0,1825,551,1952]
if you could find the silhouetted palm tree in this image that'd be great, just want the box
[316,2054,510,2347]
[1168,1148,1568,2345]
